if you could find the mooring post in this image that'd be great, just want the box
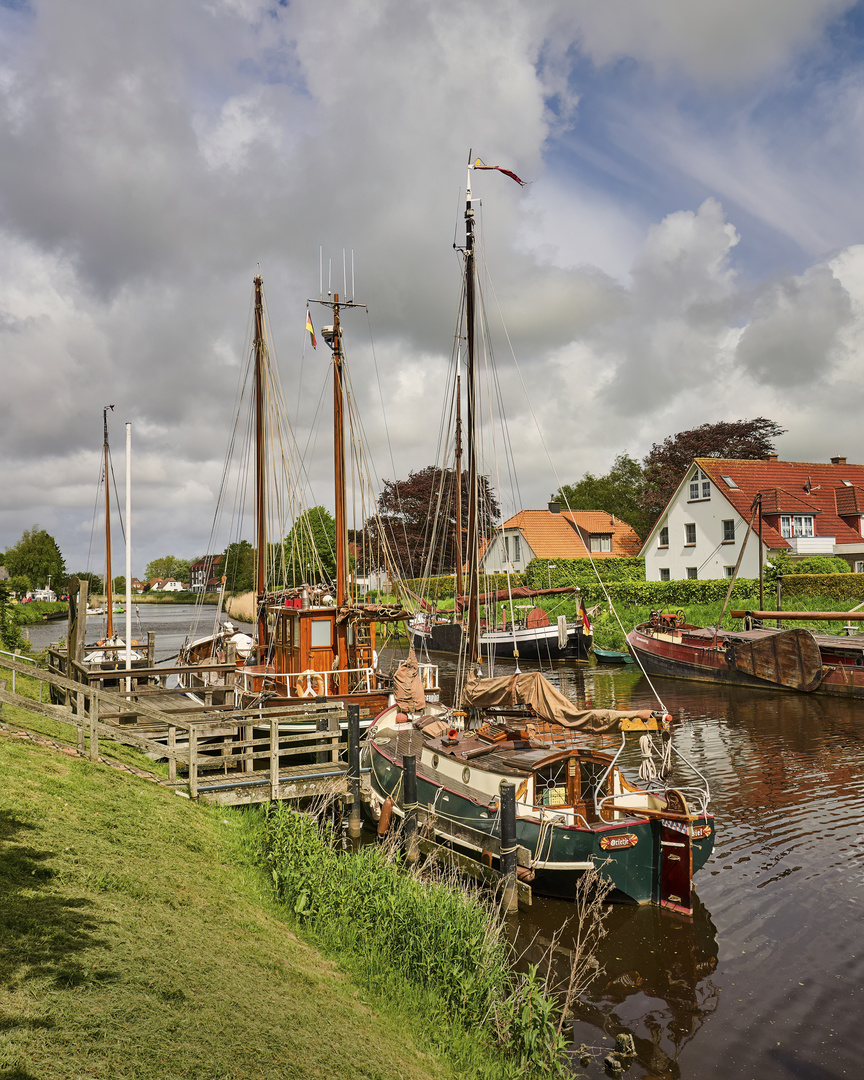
[403,753,419,864]
[147,631,156,670]
[347,703,362,839]
[316,711,328,765]
[500,782,518,914]
[188,724,198,799]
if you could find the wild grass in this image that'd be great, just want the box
[255,803,608,1078]
[0,734,479,1080]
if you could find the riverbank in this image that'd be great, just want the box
[0,732,482,1079]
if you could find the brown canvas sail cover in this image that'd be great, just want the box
[463,671,655,732]
[393,647,427,713]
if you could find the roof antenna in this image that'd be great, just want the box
[327,258,332,298]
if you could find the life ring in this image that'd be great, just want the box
[297,669,325,698]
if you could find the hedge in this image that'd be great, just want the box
[524,557,646,589]
[777,573,864,602]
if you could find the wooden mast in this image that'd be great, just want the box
[253,276,268,655]
[103,405,114,639]
[454,374,464,603]
[464,166,480,669]
[332,295,349,692]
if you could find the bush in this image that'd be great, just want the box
[791,556,850,575]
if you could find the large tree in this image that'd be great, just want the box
[640,417,786,523]
[366,466,500,579]
[556,453,650,539]
[144,555,191,583]
[221,540,255,593]
[4,526,66,591]
[283,507,337,586]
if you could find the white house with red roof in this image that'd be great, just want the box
[641,455,864,581]
[481,506,642,573]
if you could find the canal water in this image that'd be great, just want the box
[24,612,863,1079]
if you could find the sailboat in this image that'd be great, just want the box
[366,159,714,912]
[81,409,145,668]
[179,276,435,722]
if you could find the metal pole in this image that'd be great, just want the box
[403,753,418,864]
[125,422,132,690]
[347,703,362,839]
[500,782,518,913]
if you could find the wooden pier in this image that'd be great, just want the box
[1,651,356,806]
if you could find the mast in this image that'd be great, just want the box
[332,295,349,691]
[454,374,463,602]
[103,405,114,639]
[253,275,268,653]
[464,165,480,670]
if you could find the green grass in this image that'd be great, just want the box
[0,732,485,1080]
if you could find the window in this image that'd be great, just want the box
[503,536,510,560]
[780,515,814,538]
[855,561,864,574]
[725,566,735,578]
[589,535,612,552]
[684,523,696,545]
[513,535,521,562]
[722,475,739,490]
[722,520,735,543]
[686,567,697,579]
[659,568,670,581]
[689,468,710,500]
[658,526,669,547]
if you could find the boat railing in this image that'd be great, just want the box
[237,666,377,697]
[593,731,712,821]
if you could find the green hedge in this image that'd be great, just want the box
[524,557,646,589]
[396,573,527,601]
[778,574,864,602]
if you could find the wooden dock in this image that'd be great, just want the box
[1,651,355,806]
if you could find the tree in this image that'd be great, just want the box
[283,507,337,586]
[366,466,500,579]
[144,556,191,583]
[640,418,786,525]
[71,571,105,596]
[113,576,126,593]
[556,453,650,539]
[222,540,255,593]
[3,526,66,591]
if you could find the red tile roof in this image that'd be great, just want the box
[695,458,864,548]
[499,509,642,559]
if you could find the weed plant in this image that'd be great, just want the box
[255,803,582,1078]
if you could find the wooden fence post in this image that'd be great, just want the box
[89,709,99,762]
[188,725,198,799]
[269,718,279,801]
[168,726,176,783]
[347,704,362,839]
[243,724,253,773]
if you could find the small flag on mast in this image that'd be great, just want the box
[472,158,529,187]
[579,598,591,633]
[306,310,317,349]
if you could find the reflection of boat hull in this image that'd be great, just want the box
[410,621,592,661]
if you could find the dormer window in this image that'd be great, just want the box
[589,534,612,553]
[689,468,710,501]
[780,515,814,538]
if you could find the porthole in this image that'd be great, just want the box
[462,766,471,784]
[431,753,439,769]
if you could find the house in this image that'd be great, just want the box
[149,577,187,593]
[190,555,223,593]
[480,506,642,573]
[641,454,864,581]
[130,577,146,594]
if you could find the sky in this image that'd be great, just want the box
[2,0,864,579]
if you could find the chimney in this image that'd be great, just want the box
[548,495,561,514]
[831,456,847,465]
[766,454,779,462]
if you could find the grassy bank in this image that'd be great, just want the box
[0,731,487,1080]
[0,664,573,1079]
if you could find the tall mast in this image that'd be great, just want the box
[454,374,463,602]
[253,276,268,653]
[103,405,114,639]
[464,165,480,669]
[332,295,349,691]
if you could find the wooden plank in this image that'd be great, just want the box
[416,808,531,868]
[417,837,531,908]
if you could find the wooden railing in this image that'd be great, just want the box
[0,653,354,804]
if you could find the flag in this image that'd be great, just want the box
[305,310,317,349]
[579,598,591,633]
[472,158,528,187]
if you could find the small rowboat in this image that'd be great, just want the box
[593,646,634,665]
